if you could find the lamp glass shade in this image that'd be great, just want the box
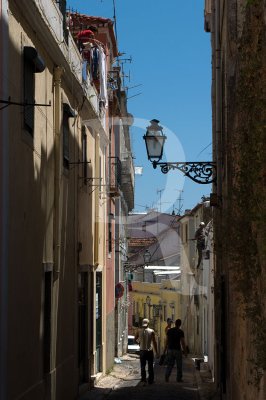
[143,120,166,162]
[144,135,166,161]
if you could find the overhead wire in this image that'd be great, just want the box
[196,142,212,158]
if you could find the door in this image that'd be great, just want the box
[78,272,88,384]
[95,272,102,373]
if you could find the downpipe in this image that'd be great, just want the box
[54,66,64,278]
[0,1,9,399]
[50,65,64,399]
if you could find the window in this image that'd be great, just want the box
[24,53,35,135]
[23,47,45,135]
[63,112,69,169]
[43,271,52,374]
[108,214,112,253]
[185,224,188,243]
[82,126,87,183]
[63,103,75,169]
[99,156,102,195]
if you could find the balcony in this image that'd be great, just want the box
[23,1,100,112]
[109,157,122,197]
[121,152,135,211]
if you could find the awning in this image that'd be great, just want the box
[153,271,181,275]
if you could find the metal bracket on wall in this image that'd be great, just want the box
[0,97,51,111]
[69,161,91,165]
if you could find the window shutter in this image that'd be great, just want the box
[24,57,35,135]
[82,126,87,183]
[63,113,69,169]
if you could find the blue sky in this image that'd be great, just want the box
[67,0,212,214]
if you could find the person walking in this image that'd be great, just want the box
[135,318,158,385]
[162,317,173,364]
[164,319,187,382]
[164,317,173,335]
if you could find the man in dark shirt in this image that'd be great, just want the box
[164,319,187,382]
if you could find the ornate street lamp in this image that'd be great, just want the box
[143,119,166,163]
[143,249,151,265]
[143,120,216,184]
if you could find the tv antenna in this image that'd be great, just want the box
[174,190,184,215]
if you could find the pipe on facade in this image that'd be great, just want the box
[215,0,222,196]
[214,1,224,398]
[53,66,64,276]
[50,66,64,395]
[94,132,100,266]
[0,1,9,398]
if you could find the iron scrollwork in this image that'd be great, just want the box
[123,262,144,273]
[152,161,216,184]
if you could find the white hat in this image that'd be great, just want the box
[142,318,149,327]
[199,222,205,226]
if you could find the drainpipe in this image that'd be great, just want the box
[214,0,223,397]
[215,0,221,197]
[54,66,64,277]
[92,132,100,375]
[0,1,9,399]
[94,133,100,266]
[51,66,64,397]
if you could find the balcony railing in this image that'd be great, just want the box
[121,151,134,210]
[109,157,122,197]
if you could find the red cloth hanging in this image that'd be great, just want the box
[77,29,95,42]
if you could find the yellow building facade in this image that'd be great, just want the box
[131,280,182,354]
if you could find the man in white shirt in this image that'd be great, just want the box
[135,318,158,385]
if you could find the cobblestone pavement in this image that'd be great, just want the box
[79,354,213,400]
[107,357,199,400]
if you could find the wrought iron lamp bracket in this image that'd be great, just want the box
[124,263,144,273]
[152,161,217,184]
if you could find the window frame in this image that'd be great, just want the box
[23,46,45,136]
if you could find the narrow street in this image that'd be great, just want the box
[80,355,213,400]
[1,1,265,400]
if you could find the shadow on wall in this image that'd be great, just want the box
[0,8,82,396]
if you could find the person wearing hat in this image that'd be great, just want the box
[194,222,206,268]
[135,318,158,385]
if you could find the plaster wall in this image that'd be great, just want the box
[208,1,266,398]
[4,1,85,398]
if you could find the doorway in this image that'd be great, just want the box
[95,272,102,373]
[78,272,88,384]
